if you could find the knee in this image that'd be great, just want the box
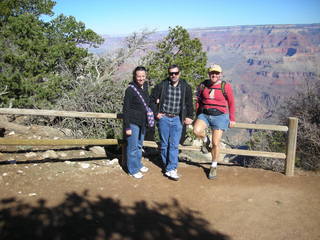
[193,127,204,138]
[170,143,179,150]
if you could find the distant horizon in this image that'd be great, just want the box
[51,0,320,35]
[100,23,320,37]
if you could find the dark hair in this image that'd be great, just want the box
[133,66,147,81]
[168,64,180,72]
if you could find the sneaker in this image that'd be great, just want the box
[208,167,217,179]
[165,169,180,181]
[201,135,211,154]
[140,166,149,173]
[130,172,143,179]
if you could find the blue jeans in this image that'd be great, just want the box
[158,116,183,172]
[126,123,145,174]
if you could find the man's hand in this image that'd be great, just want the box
[229,121,236,128]
[157,113,165,119]
[184,117,193,125]
[126,129,132,136]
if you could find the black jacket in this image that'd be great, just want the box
[150,78,194,123]
[123,81,150,130]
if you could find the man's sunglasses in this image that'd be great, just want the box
[169,72,179,76]
[209,71,221,75]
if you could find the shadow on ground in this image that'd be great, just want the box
[0,191,230,240]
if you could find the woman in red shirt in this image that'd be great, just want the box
[193,64,236,179]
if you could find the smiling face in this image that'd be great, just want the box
[209,71,222,84]
[134,70,146,87]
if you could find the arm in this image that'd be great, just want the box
[123,88,132,134]
[195,83,203,116]
[225,83,236,126]
[150,83,162,117]
[184,84,194,124]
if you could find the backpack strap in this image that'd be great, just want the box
[199,80,228,100]
[221,80,227,100]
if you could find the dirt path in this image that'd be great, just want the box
[1,155,319,240]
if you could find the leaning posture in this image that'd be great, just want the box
[123,66,151,179]
[193,64,236,179]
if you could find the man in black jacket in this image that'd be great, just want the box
[150,64,193,180]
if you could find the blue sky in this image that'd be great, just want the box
[51,0,320,35]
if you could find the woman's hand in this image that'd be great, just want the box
[229,121,236,128]
[126,129,132,136]
[184,117,193,125]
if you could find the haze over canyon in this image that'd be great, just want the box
[93,24,320,128]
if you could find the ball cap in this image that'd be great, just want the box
[208,64,222,73]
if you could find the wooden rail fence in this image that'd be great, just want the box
[0,108,298,176]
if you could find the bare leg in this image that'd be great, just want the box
[211,129,223,162]
[193,119,211,153]
[193,119,207,138]
[208,129,223,179]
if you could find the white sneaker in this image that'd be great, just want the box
[140,166,149,173]
[130,172,143,179]
[165,169,180,181]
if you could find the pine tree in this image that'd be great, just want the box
[0,0,104,107]
[142,26,207,89]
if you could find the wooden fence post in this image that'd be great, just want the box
[285,117,298,176]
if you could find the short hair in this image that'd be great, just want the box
[133,66,147,81]
[168,64,180,72]
[133,66,147,75]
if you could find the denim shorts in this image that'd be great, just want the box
[197,113,230,131]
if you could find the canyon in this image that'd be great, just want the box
[93,24,320,128]
[193,24,320,123]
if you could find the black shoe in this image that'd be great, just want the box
[201,136,211,154]
[208,167,217,179]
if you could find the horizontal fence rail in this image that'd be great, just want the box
[0,108,120,119]
[0,138,119,146]
[234,122,288,132]
[143,141,287,159]
[0,108,298,176]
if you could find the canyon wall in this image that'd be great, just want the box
[94,24,320,125]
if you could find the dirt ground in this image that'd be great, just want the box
[1,146,320,240]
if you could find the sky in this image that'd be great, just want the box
[50,0,320,35]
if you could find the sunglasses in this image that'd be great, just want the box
[209,71,221,75]
[169,71,180,76]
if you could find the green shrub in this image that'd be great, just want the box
[245,131,286,172]
[246,82,320,172]
[280,84,320,170]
